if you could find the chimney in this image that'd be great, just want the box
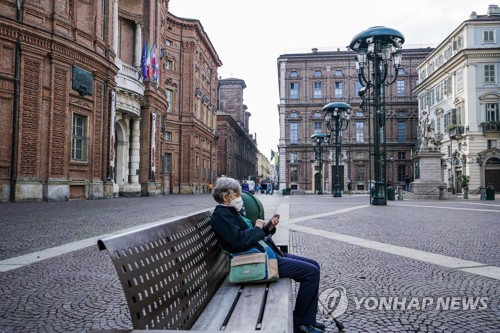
[469,11,478,19]
[311,48,318,53]
[488,4,500,16]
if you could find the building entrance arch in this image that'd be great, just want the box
[485,156,500,192]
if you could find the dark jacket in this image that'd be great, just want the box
[210,205,267,253]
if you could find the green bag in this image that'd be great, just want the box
[226,215,279,284]
[228,240,279,284]
[229,250,267,283]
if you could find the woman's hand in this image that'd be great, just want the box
[255,220,265,229]
[266,215,280,231]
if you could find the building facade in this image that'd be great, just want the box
[257,151,272,181]
[216,78,258,181]
[414,5,500,193]
[216,114,258,181]
[112,1,168,198]
[0,0,226,201]
[0,0,120,201]
[277,47,432,193]
[164,13,221,194]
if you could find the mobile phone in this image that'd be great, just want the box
[264,214,280,230]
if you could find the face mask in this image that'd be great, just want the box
[229,196,243,211]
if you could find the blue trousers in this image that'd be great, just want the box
[277,253,320,326]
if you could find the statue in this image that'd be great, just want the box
[420,110,436,148]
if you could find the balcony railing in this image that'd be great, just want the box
[447,125,464,140]
[480,122,500,133]
[115,58,145,96]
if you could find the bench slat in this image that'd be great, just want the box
[261,279,294,333]
[224,283,266,331]
[191,276,241,330]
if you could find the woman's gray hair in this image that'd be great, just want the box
[212,177,241,203]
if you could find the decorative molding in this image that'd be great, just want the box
[70,99,93,110]
[118,9,142,23]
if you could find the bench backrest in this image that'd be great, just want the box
[97,211,228,330]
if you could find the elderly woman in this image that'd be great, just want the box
[210,177,324,333]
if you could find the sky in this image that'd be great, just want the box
[168,0,496,162]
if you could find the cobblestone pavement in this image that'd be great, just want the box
[0,194,499,332]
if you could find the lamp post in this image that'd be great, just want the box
[350,26,404,205]
[311,132,330,194]
[390,155,394,184]
[322,102,351,197]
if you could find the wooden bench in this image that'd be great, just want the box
[96,211,293,333]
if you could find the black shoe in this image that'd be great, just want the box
[294,324,324,333]
[312,320,326,330]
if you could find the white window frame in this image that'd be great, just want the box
[484,64,496,84]
[290,123,298,144]
[166,89,173,112]
[456,69,463,92]
[334,81,343,98]
[314,122,322,133]
[165,131,173,142]
[486,103,499,122]
[396,80,405,96]
[72,113,88,162]
[290,82,299,99]
[483,30,495,43]
[166,59,174,71]
[313,82,322,98]
[356,121,364,143]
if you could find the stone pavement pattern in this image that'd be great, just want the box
[0,194,499,332]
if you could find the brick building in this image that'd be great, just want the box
[217,78,258,181]
[277,47,433,193]
[163,12,221,194]
[0,0,120,201]
[0,0,223,201]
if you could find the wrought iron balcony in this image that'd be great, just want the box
[447,125,464,140]
[480,122,500,133]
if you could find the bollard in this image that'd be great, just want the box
[241,191,265,222]
[387,186,395,200]
[397,186,403,200]
[486,185,495,200]
[480,186,486,200]
[438,186,446,200]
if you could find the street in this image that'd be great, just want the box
[0,194,499,332]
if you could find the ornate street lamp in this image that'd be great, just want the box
[350,26,404,205]
[311,132,330,194]
[322,102,351,197]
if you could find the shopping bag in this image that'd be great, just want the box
[229,241,279,284]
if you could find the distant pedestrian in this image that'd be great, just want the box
[208,182,213,193]
[241,179,250,192]
[387,179,392,187]
[405,175,411,191]
[347,181,352,195]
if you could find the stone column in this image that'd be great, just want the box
[129,118,141,185]
[113,0,119,55]
[134,22,142,67]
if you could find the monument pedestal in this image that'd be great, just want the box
[410,147,452,199]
